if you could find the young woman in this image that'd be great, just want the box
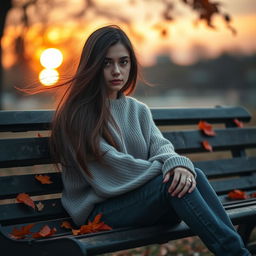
[50,25,250,255]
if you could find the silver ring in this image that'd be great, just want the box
[187,177,192,183]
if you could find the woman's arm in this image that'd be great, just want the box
[85,140,162,197]
[143,106,196,177]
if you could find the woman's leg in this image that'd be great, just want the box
[88,169,250,256]
[191,168,236,230]
[88,174,181,227]
[166,168,250,256]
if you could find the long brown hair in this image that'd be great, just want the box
[50,25,139,176]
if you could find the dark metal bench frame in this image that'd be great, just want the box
[0,106,256,256]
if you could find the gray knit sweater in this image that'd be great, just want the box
[61,94,195,226]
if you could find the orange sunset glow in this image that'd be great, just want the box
[2,0,256,70]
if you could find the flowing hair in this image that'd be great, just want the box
[49,25,139,176]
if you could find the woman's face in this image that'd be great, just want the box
[103,43,131,99]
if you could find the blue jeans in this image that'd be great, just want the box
[88,168,251,256]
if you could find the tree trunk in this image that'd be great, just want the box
[0,0,12,110]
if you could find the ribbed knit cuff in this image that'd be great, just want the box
[162,156,196,178]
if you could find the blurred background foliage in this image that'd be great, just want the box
[1,0,255,116]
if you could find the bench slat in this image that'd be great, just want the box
[211,175,256,194]
[0,173,62,199]
[1,128,255,167]
[164,128,256,153]
[195,157,256,177]
[0,107,251,132]
[0,199,67,225]
[1,217,74,237]
[151,106,251,125]
[0,137,51,167]
[219,191,256,204]
[1,157,255,199]
[0,110,53,132]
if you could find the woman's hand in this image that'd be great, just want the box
[163,167,196,198]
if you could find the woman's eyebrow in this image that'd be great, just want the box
[105,56,129,60]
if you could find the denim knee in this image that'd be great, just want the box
[194,167,208,181]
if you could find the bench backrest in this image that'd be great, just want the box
[0,106,256,228]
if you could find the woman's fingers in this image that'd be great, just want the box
[188,179,196,193]
[177,177,195,198]
[163,172,171,183]
[170,173,188,197]
[168,171,181,194]
[166,167,196,198]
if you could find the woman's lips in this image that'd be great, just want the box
[110,79,123,85]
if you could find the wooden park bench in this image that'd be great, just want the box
[0,106,256,256]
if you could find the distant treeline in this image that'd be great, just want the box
[136,53,256,97]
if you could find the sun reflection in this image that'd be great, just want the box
[39,69,59,86]
[40,48,63,69]
[39,48,63,86]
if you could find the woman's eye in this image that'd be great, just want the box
[104,60,111,67]
[120,59,128,65]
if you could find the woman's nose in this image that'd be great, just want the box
[112,64,120,76]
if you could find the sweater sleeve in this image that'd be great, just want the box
[86,140,162,198]
[143,106,196,177]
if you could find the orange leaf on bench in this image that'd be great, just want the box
[233,119,244,128]
[32,225,57,238]
[9,223,35,239]
[250,192,256,198]
[198,121,216,136]
[16,193,35,209]
[201,140,213,152]
[35,174,53,184]
[80,213,112,234]
[60,221,73,230]
[227,189,248,200]
[66,213,112,236]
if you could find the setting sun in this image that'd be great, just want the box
[39,69,59,86]
[40,48,63,69]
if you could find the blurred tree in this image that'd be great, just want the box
[0,0,235,109]
[0,0,12,109]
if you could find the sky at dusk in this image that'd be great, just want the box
[3,0,256,68]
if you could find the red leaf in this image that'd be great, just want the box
[201,140,213,152]
[72,213,112,236]
[228,190,248,200]
[198,121,216,136]
[60,221,73,230]
[93,213,103,224]
[72,229,81,236]
[233,119,244,128]
[97,223,112,231]
[250,192,256,198]
[16,193,35,209]
[32,225,57,238]
[37,133,43,137]
[35,174,53,184]
[9,224,35,239]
